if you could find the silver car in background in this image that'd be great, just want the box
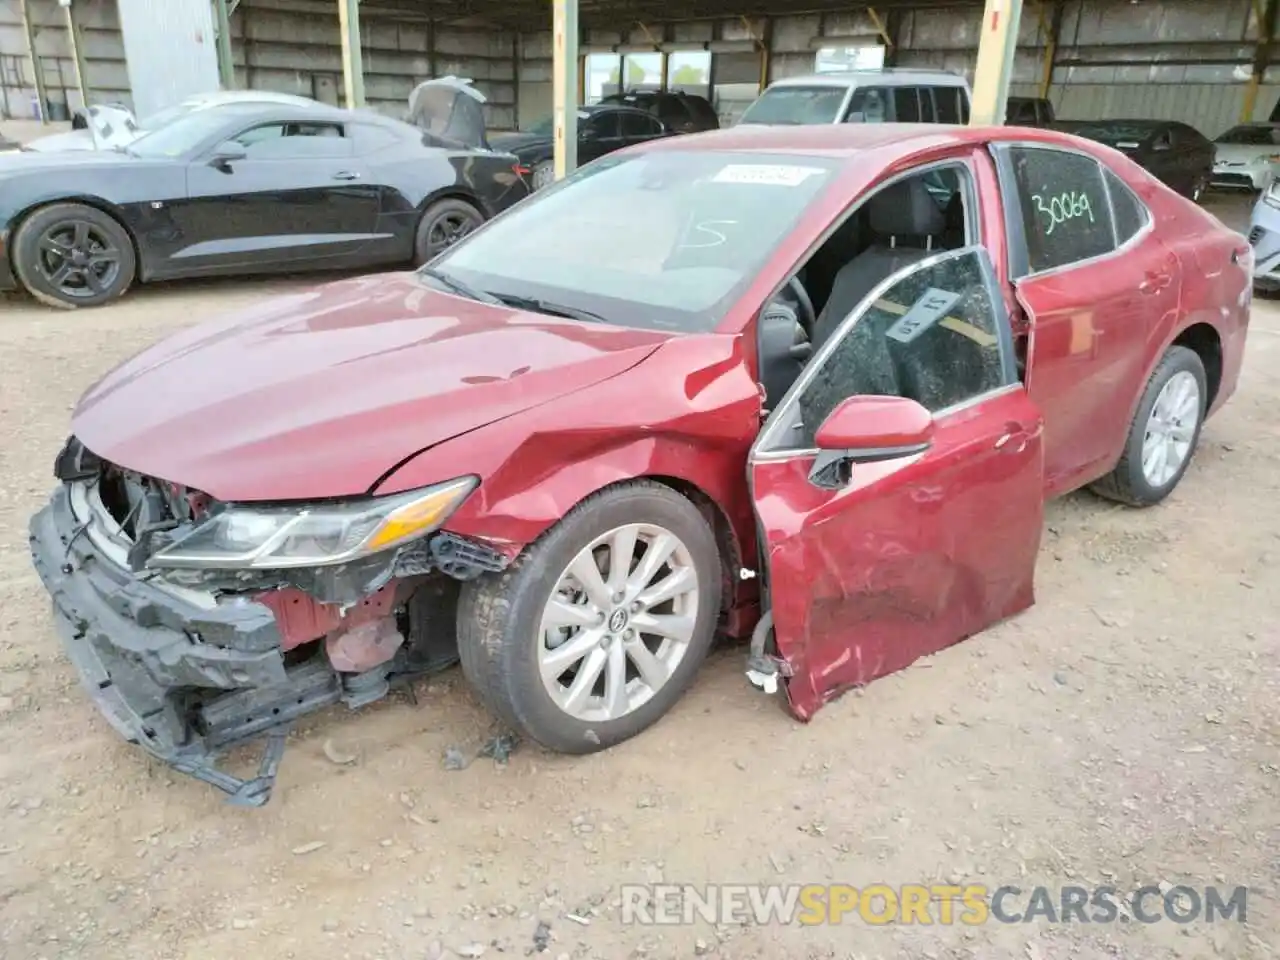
[1211,123,1280,192]
[1247,180,1280,291]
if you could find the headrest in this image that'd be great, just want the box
[868,178,946,239]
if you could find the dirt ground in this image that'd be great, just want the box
[0,195,1277,960]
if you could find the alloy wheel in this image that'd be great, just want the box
[532,163,555,191]
[1141,370,1200,488]
[426,212,478,257]
[537,522,700,723]
[36,220,122,300]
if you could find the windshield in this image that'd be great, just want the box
[427,151,838,332]
[1216,124,1279,145]
[138,102,194,133]
[740,86,847,125]
[127,104,262,158]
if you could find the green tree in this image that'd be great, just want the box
[608,60,648,88]
[671,64,706,86]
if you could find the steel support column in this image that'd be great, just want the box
[213,0,235,90]
[1038,1,1064,100]
[969,0,1023,126]
[62,0,90,109]
[19,0,49,123]
[1243,0,1278,122]
[552,0,579,180]
[338,0,365,109]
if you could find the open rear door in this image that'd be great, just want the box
[746,246,1046,719]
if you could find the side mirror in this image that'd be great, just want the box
[208,143,247,170]
[809,395,933,487]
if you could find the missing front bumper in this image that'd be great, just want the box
[27,484,458,806]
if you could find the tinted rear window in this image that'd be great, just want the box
[740,86,847,125]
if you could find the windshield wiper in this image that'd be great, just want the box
[487,292,607,324]
[419,266,502,304]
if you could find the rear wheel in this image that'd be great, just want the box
[12,203,135,309]
[1091,345,1207,507]
[457,481,721,754]
[413,198,483,265]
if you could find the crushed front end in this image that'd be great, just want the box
[28,437,506,806]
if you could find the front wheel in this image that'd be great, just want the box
[413,198,483,265]
[457,481,722,754]
[1091,345,1207,507]
[12,202,136,309]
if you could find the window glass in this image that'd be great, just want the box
[620,111,657,137]
[934,88,961,124]
[668,51,711,97]
[242,126,352,159]
[1105,169,1147,245]
[893,88,921,123]
[127,103,265,158]
[1006,147,1116,274]
[791,249,1010,447]
[432,150,839,333]
[917,87,938,123]
[1216,124,1280,145]
[591,112,623,138]
[846,86,889,123]
[958,91,970,124]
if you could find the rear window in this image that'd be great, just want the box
[740,86,847,125]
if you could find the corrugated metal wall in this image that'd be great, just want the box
[2,0,1276,136]
[116,0,218,118]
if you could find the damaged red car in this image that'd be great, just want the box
[30,124,1251,805]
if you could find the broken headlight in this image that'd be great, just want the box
[146,476,478,571]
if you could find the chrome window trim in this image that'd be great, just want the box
[751,244,1014,458]
[995,139,1156,282]
[752,382,1024,464]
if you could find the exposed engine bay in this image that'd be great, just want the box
[37,436,509,805]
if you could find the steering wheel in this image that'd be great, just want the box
[786,275,816,338]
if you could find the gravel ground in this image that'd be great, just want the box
[0,196,1277,960]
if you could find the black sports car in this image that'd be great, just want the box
[492,103,672,190]
[0,85,530,309]
[1052,118,1214,202]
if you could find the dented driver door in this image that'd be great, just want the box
[748,246,1046,719]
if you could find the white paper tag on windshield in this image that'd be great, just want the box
[885,288,961,344]
[711,164,825,187]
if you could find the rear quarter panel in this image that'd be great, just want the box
[1135,171,1250,417]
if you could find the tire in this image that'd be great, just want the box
[12,202,136,309]
[412,198,483,265]
[531,160,555,191]
[457,480,722,754]
[1090,345,1207,507]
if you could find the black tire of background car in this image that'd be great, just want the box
[13,203,136,310]
[456,480,722,754]
[1090,345,1207,507]
[413,197,484,265]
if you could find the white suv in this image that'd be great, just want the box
[739,68,972,127]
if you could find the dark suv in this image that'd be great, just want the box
[599,90,719,133]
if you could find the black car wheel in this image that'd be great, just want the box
[13,203,136,309]
[413,198,484,265]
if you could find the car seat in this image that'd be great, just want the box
[811,177,947,350]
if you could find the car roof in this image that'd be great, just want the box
[202,101,387,126]
[767,69,969,89]
[634,122,1094,159]
[184,90,323,109]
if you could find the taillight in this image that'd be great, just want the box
[513,163,531,177]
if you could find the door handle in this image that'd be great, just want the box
[332,171,360,181]
[995,422,1030,453]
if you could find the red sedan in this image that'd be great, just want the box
[29,124,1251,805]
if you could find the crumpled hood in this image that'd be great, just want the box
[72,273,670,502]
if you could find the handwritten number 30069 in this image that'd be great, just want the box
[1032,192,1094,236]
